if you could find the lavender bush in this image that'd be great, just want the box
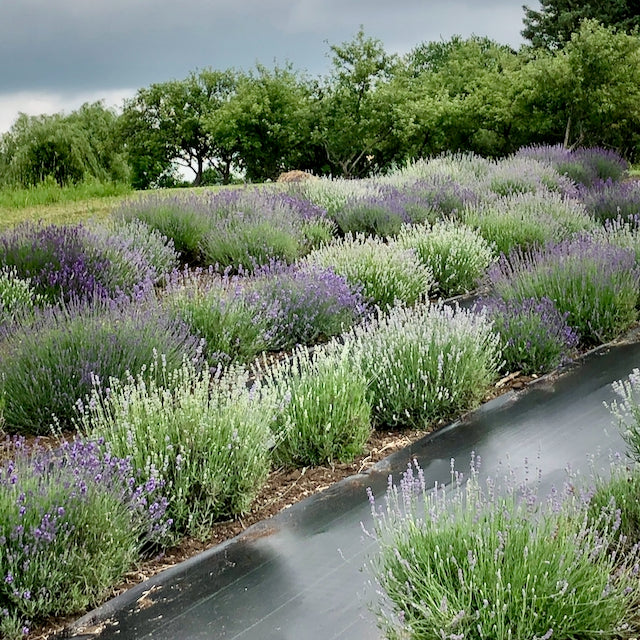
[488,236,640,345]
[577,179,640,224]
[246,261,368,350]
[115,193,212,263]
[0,299,203,434]
[261,345,372,467]
[398,221,495,297]
[305,234,433,309]
[0,438,170,639]
[78,359,275,537]
[164,268,270,366]
[476,296,578,375]
[515,144,629,187]
[0,222,158,304]
[462,191,595,256]
[608,368,640,464]
[0,268,43,328]
[484,156,574,196]
[349,303,501,429]
[368,456,640,639]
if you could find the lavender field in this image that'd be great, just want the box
[2,145,640,638]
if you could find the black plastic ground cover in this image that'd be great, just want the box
[67,338,640,640]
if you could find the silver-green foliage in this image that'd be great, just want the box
[305,234,433,309]
[398,221,495,297]
[369,457,640,640]
[349,303,501,428]
[78,358,276,539]
[262,345,372,467]
[0,267,42,325]
[462,191,595,255]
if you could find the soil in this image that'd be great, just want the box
[20,369,537,640]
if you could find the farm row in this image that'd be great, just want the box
[2,145,640,637]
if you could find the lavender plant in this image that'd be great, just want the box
[462,191,595,256]
[0,438,170,639]
[484,156,573,196]
[260,345,372,467]
[163,268,270,366]
[608,368,640,464]
[514,144,629,187]
[488,236,640,345]
[0,299,203,434]
[78,358,275,538]
[331,189,412,237]
[198,189,328,271]
[115,193,212,263]
[476,296,578,375]
[368,456,640,639]
[398,221,495,297]
[0,268,43,327]
[577,179,640,224]
[349,303,501,429]
[246,261,368,350]
[0,222,158,304]
[304,234,433,309]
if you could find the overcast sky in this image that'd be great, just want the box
[0,0,537,134]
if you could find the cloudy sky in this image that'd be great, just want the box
[0,0,537,134]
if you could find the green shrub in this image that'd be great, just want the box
[350,303,500,429]
[0,267,42,327]
[398,221,494,297]
[0,438,170,639]
[262,345,372,467]
[0,300,202,434]
[369,457,640,640]
[305,234,433,309]
[78,359,275,538]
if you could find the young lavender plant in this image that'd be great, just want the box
[348,303,501,429]
[368,455,640,640]
[398,221,495,297]
[476,296,579,375]
[487,235,640,345]
[304,234,434,310]
[78,358,276,538]
[260,344,372,467]
[0,437,171,639]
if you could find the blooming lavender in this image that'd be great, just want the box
[487,235,640,345]
[476,296,579,375]
[515,144,629,187]
[0,298,203,434]
[348,303,501,428]
[0,437,171,634]
[245,261,368,350]
[0,222,159,304]
[304,234,434,309]
[368,455,640,639]
[577,178,640,224]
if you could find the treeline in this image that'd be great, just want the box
[1,18,640,190]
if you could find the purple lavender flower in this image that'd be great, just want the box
[477,296,579,374]
[245,261,368,350]
[576,179,640,224]
[487,235,639,345]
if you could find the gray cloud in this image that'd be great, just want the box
[0,0,531,93]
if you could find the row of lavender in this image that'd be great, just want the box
[1,145,640,636]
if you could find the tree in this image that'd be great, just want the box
[0,103,127,188]
[120,69,238,188]
[522,0,640,50]
[311,29,398,177]
[209,65,312,182]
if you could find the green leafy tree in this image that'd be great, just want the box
[120,69,238,188]
[522,0,640,50]
[209,65,312,181]
[0,103,127,188]
[311,29,398,177]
